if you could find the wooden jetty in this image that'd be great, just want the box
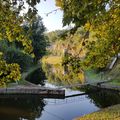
[0,86,65,99]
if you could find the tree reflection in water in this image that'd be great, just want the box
[42,63,120,108]
[26,67,46,85]
[81,86,120,108]
[42,63,85,87]
[1,64,120,120]
[0,95,45,120]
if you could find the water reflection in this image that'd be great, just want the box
[41,63,120,108]
[42,63,85,87]
[1,64,120,120]
[86,88,120,108]
[0,95,45,120]
[26,67,46,85]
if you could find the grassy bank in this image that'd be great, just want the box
[75,104,120,120]
[104,59,120,86]
[41,56,62,65]
[85,58,120,86]
[85,70,102,83]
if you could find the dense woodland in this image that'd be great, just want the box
[0,0,120,86]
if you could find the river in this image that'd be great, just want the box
[0,64,120,120]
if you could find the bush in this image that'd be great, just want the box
[0,40,8,53]
[4,47,34,72]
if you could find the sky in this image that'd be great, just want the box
[36,0,66,32]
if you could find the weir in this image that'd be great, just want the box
[0,86,65,99]
[0,80,120,99]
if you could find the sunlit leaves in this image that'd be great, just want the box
[55,0,120,70]
[55,0,63,8]
[83,5,120,69]
[0,0,41,85]
[0,52,21,87]
[0,60,21,87]
[56,0,109,27]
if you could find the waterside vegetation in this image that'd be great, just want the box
[75,104,120,120]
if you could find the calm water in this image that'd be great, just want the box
[0,64,120,120]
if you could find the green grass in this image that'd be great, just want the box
[41,56,62,65]
[75,104,120,120]
[105,59,120,80]
[103,59,120,86]
[85,70,102,83]
[85,59,120,86]
[108,80,120,86]
[7,80,30,87]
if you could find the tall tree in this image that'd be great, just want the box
[31,16,46,61]
[23,15,47,62]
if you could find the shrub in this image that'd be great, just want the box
[4,47,34,72]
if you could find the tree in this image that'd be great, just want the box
[0,52,21,86]
[55,0,120,70]
[46,29,68,43]
[23,15,47,62]
[55,0,118,27]
[0,0,41,86]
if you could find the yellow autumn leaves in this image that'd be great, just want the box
[0,60,21,87]
[0,1,33,86]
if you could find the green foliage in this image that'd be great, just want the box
[0,40,34,72]
[23,15,47,61]
[47,27,87,71]
[0,40,9,53]
[46,29,68,43]
[56,0,117,27]
[0,0,41,85]
[0,1,34,54]
[0,58,21,87]
[46,29,69,56]
[46,27,87,57]
[55,0,120,70]
[4,48,34,72]
[83,7,120,69]
[42,63,85,86]
[62,53,82,73]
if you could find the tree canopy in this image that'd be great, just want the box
[0,0,41,86]
[0,0,120,85]
[55,0,120,70]
[23,15,47,61]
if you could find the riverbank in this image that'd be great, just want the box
[41,56,120,91]
[7,65,40,88]
[85,69,120,90]
[74,104,120,120]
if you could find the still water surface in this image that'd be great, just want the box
[0,64,120,120]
